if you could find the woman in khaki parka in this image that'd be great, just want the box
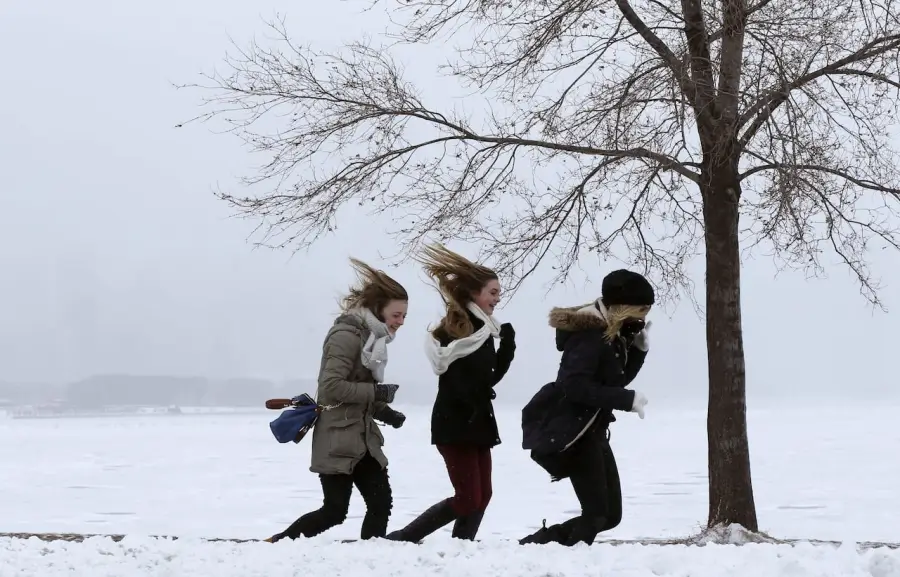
[266,258,408,542]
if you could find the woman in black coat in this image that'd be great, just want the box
[386,243,516,542]
[519,269,653,546]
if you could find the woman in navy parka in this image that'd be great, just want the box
[519,270,653,546]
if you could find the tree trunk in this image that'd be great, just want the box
[701,167,759,532]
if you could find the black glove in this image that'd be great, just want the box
[374,406,406,429]
[499,323,515,341]
[374,383,399,403]
[619,319,646,340]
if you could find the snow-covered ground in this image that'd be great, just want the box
[2,403,898,576]
[5,536,900,577]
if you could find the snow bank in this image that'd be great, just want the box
[689,523,781,545]
[3,536,900,577]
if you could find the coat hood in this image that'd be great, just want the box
[548,304,608,351]
[334,312,366,332]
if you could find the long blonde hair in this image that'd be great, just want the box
[415,243,498,340]
[340,258,408,318]
[604,304,651,342]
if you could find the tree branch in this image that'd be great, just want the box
[738,34,900,147]
[705,0,773,46]
[679,0,718,135]
[715,0,747,129]
[185,2,900,309]
[740,162,900,197]
[612,0,699,104]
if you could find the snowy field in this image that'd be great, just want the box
[2,403,899,576]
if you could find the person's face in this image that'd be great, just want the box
[381,300,408,333]
[472,279,502,315]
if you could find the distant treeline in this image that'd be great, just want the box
[0,376,313,408]
[0,375,438,408]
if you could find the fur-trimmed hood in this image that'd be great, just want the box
[548,302,608,351]
[548,304,608,331]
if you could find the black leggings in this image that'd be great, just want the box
[278,453,393,540]
[530,425,623,545]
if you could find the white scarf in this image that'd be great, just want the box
[424,302,502,376]
[576,298,608,321]
[352,308,395,383]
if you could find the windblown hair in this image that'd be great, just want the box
[416,243,498,340]
[604,304,651,342]
[340,258,408,320]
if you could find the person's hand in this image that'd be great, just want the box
[374,383,399,403]
[500,323,515,341]
[633,321,651,351]
[630,390,648,419]
[375,407,406,429]
[620,318,646,340]
[387,410,406,428]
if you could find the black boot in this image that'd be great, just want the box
[519,519,573,545]
[451,508,486,540]
[557,516,605,546]
[519,519,554,545]
[385,498,457,542]
[519,516,604,546]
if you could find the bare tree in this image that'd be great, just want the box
[180,0,900,532]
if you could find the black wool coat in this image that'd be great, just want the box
[521,305,647,456]
[430,312,516,448]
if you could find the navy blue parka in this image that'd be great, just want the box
[521,305,646,456]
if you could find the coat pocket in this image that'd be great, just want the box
[327,417,365,458]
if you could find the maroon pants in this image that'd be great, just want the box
[436,445,492,516]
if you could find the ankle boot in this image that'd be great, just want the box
[519,519,572,545]
[385,498,457,542]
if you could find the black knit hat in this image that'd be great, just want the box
[601,269,655,307]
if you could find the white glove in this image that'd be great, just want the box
[631,391,648,419]
[633,321,651,351]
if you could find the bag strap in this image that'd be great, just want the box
[264,397,341,412]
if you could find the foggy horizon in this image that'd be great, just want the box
[1,369,894,410]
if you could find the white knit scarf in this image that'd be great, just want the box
[576,298,609,321]
[351,308,395,383]
[424,302,502,376]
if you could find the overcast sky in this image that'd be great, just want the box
[1,0,898,407]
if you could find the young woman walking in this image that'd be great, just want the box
[266,258,409,542]
[519,269,653,546]
[385,244,516,542]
